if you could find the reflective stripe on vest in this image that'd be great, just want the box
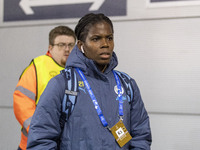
[33,55,64,104]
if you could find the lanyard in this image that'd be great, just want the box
[76,68,123,128]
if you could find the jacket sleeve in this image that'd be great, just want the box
[27,75,65,150]
[13,63,37,134]
[129,79,152,150]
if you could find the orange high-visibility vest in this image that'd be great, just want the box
[13,55,64,150]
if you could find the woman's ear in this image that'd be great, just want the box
[77,40,85,53]
[77,40,82,51]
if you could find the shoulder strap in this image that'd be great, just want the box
[59,67,78,128]
[114,70,133,103]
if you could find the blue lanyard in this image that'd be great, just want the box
[113,70,123,117]
[76,68,123,128]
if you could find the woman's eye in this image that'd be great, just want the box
[92,38,97,41]
[92,37,99,42]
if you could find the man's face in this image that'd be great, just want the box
[49,35,75,67]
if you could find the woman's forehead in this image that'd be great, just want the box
[87,22,113,34]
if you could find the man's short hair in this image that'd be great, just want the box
[49,26,76,45]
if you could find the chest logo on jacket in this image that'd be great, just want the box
[114,85,127,101]
[78,81,86,93]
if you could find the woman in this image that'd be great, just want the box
[27,13,152,150]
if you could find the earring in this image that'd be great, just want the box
[81,45,85,53]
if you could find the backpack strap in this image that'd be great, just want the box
[59,67,78,129]
[114,70,133,103]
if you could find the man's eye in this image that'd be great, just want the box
[58,43,65,47]
[108,36,113,41]
[68,43,74,48]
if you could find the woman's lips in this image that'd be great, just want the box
[100,53,110,59]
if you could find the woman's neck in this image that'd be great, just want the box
[97,64,107,73]
[101,65,107,73]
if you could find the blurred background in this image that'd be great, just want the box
[1,0,200,149]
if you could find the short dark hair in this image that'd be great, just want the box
[75,13,114,42]
[49,26,76,45]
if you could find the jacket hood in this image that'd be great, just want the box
[66,45,118,75]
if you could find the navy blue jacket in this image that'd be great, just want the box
[27,45,152,150]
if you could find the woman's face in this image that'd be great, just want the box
[80,21,114,68]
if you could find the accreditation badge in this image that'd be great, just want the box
[110,120,132,147]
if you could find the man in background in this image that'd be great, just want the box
[13,25,76,150]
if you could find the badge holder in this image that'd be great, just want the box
[110,119,132,148]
